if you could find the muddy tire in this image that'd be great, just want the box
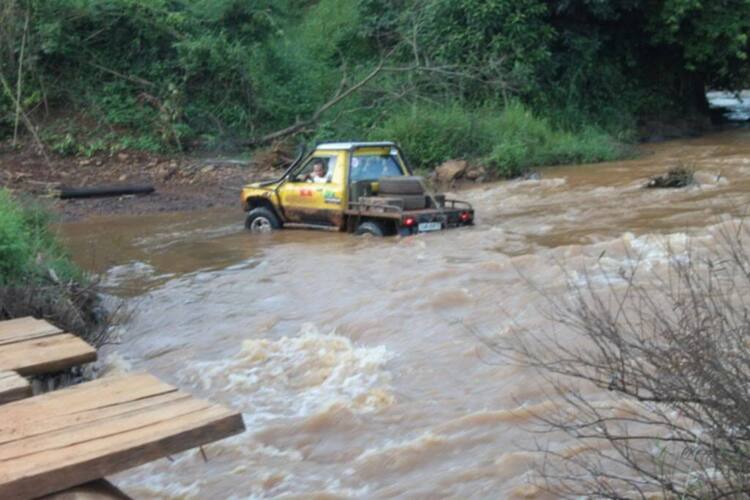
[378,176,425,195]
[355,221,385,237]
[245,207,281,233]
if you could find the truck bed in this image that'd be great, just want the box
[345,197,474,232]
[345,197,472,218]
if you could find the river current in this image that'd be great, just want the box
[63,128,750,498]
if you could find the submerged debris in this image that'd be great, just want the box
[645,167,694,188]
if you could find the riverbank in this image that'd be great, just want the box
[0,140,284,221]
[0,190,109,365]
[2,119,745,222]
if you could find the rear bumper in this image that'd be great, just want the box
[398,207,474,235]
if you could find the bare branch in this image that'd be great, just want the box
[0,68,50,165]
[241,56,389,147]
[12,9,29,146]
[484,224,750,497]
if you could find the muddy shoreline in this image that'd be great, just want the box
[2,120,746,222]
[0,141,283,221]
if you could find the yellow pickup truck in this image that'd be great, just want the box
[240,141,474,236]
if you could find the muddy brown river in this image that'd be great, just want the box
[62,129,750,498]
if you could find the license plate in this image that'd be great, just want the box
[418,222,442,232]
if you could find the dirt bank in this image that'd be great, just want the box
[0,140,284,221]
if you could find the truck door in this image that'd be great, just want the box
[278,153,345,226]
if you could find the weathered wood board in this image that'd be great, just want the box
[0,317,62,344]
[0,317,96,375]
[0,371,31,404]
[0,373,245,499]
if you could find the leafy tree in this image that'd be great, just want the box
[546,0,750,119]
[417,0,553,99]
[2,0,749,151]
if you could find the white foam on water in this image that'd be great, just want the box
[566,231,696,287]
[508,177,568,190]
[693,170,730,188]
[181,324,394,426]
[97,351,134,377]
[104,261,163,287]
[624,231,691,264]
[356,431,448,464]
[133,223,240,251]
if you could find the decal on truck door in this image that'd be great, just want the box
[324,190,341,204]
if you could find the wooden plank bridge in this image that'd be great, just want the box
[0,317,245,499]
[0,316,96,378]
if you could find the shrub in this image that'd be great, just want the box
[0,190,80,285]
[490,222,750,497]
[486,106,622,177]
[0,190,109,348]
[0,191,32,282]
[370,101,623,176]
[369,104,495,169]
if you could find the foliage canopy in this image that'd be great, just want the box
[0,0,748,169]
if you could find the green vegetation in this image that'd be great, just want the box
[0,190,79,285]
[1,0,748,174]
[373,102,623,176]
[0,189,108,347]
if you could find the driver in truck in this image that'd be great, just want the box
[305,159,328,183]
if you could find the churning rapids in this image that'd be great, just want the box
[63,128,750,498]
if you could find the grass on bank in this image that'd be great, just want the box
[0,189,109,348]
[0,190,80,285]
[369,101,625,176]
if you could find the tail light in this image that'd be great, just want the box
[403,217,416,227]
[459,211,472,222]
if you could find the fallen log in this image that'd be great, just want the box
[59,185,155,200]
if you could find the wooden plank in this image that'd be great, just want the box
[5,408,241,499]
[0,373,174,422]
[0,317,62,345]
[39,479,131,500]
[0,395,213,459]
[0,391,189,448]
[0,373,245,499]
[0,334,96,375]
[0,374,178,443]
[0,371,31,404]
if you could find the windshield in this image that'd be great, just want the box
[350,154,404,183]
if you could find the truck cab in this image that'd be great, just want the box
[241,141,473,236]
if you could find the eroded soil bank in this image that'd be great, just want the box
[0,143,285,220]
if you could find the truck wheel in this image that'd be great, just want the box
[355,221,385,237]
[245,207,281,233]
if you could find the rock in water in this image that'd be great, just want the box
[435,160,468,182]
[645,167,694,188]
[465,166,487,181]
